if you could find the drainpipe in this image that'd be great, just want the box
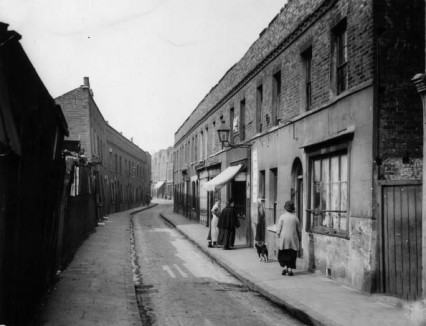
[412,73,426,297]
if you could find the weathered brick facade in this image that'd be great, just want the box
[375,0,424,180]
[56,77,151,215]
[174,0,425,298]
[56,87,92,158]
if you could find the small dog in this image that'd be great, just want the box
[255,241,269,262]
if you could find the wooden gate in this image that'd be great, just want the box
[381,183,422,299]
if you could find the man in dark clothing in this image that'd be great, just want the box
[217,198,240,250]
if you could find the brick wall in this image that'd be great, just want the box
[57,80,151,212]
[88,94,107,165]
[175,0,375,159]
[175,0,323,143]
[375,0,425,180]
[56,88,91,157]
[106,125,151,207]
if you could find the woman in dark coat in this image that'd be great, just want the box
[255,198,265,243]
[217,198,240,250]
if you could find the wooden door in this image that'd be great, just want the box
[382,184,422,299]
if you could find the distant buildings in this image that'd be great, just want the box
[56,77,151,214]
[151,147,173,199]
[173,0,425,299]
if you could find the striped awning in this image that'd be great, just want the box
[203,164,243,192]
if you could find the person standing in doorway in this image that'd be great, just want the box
[276,201,300,276]
[208,197,221,248]
[255,198,266,243]
[217,198,240,250]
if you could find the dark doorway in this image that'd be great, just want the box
[292,158,303,258]
[231,180,248,246]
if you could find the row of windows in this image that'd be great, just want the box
[109,152,146,181]
[174,19,348,171]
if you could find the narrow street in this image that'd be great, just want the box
[132,203,306,326]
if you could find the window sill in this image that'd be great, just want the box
[309,227,349,240]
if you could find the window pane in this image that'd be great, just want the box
[342,30,347,62]
[322,212,332,228]
[341,181,348,211]
[331,182,340,211]
[340,213,347,231]
[313,160,321,210]
[314,160,321,183]
[331,156,339,182]
[321,158,329,210]
[341,153,348,182]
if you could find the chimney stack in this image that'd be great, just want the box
[0,23,9,34]
[83,76,90,88]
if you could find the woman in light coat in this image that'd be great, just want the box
[276,201,301,276]
[208,198,221,248]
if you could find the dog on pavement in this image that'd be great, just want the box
[255,241,269,262]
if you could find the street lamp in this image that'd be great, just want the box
[217,128,251,149]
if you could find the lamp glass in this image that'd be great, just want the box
[217,128,230,143]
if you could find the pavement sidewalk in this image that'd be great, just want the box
[34,205,156,326]
[160,205,425,326]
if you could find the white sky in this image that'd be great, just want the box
[0,0,286,154]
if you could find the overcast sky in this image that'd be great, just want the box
[0,0,286,154]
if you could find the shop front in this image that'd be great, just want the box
[203,147,252,247]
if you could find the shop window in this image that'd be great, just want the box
[308,145,349,237]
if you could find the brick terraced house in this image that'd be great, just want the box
[173,0,425,299]
[56,77,151,216]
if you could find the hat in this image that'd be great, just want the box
[284,201,295,213]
